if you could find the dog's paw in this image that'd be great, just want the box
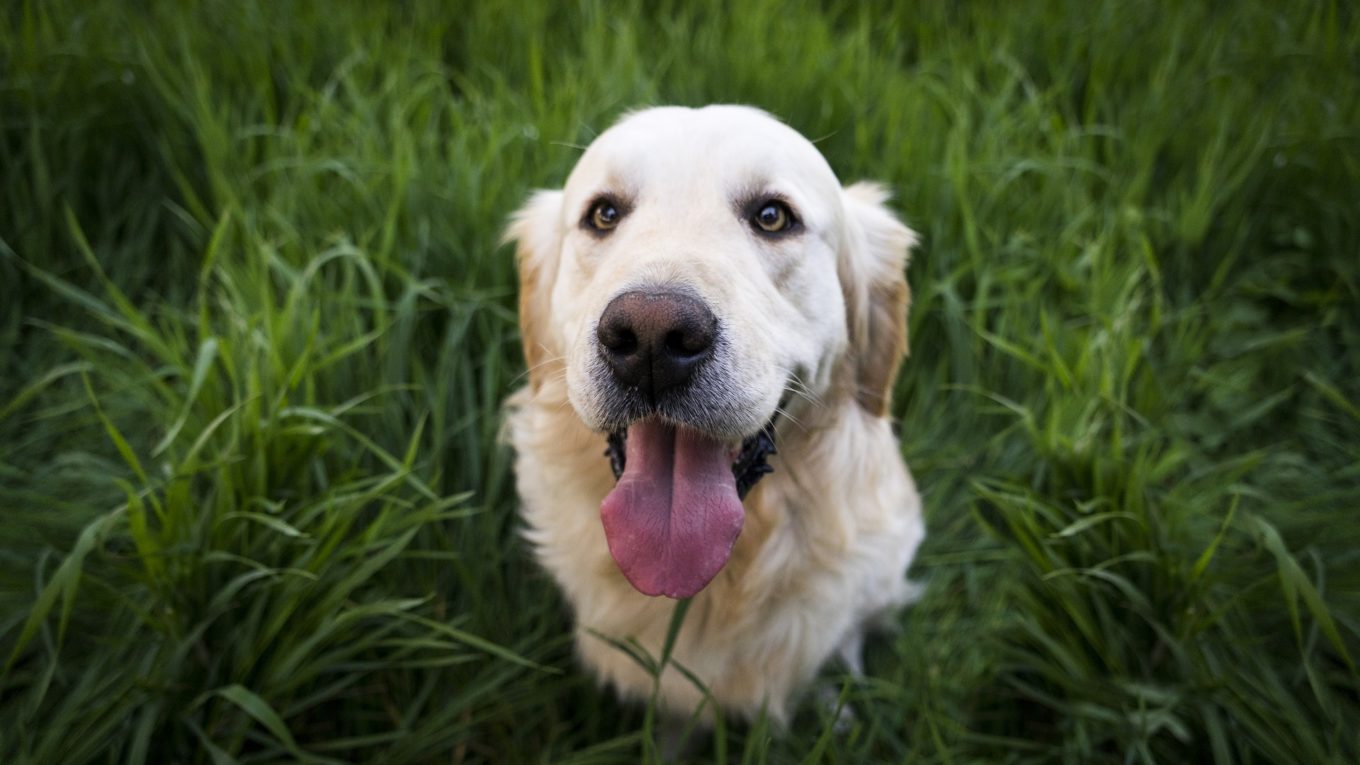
[815,685,858,735]
[656,716,705,762]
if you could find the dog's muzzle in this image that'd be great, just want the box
[589,287,785,599]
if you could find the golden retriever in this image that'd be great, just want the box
[504,105,923,724]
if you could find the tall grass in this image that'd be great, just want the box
[2,0,1357,762]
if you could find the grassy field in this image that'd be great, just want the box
[2,1,1358,762]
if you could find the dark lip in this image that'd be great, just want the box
[602,418,779,501]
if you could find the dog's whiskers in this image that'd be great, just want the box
[772,404,806,432]
[779,371,824,406]
[509,349,569,389]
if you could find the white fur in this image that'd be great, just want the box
[504,105,924,723]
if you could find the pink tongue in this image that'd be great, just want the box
[599,420,744,598]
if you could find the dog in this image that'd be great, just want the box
[503,105,924,725]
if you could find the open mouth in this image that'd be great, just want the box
[599,418,778,599]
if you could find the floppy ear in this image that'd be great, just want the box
[503,190,565,392]
[838,182,918,417]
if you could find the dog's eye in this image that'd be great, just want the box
[752,201,794,234]
[587,200,622,232]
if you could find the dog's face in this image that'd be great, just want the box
[508,106,916,599]
[556,106,849,442]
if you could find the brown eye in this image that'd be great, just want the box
[588,200,621,231]
[753,201,792,233]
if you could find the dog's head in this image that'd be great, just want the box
[506,106,916,598]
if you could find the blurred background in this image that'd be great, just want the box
[2,1,1357,762]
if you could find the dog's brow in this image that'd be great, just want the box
[731,182,774,208]
[579,187,629,212]
[732,185,800,216]
[587,165,638,204]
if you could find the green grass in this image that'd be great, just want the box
[2,0,1358,762]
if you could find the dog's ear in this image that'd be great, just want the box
[838,182,918,417]
[503,190,565,392]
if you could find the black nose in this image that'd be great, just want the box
[596,289,718,399]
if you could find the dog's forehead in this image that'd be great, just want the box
[565,106,841,204]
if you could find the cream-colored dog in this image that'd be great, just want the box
[504,105,924,724]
